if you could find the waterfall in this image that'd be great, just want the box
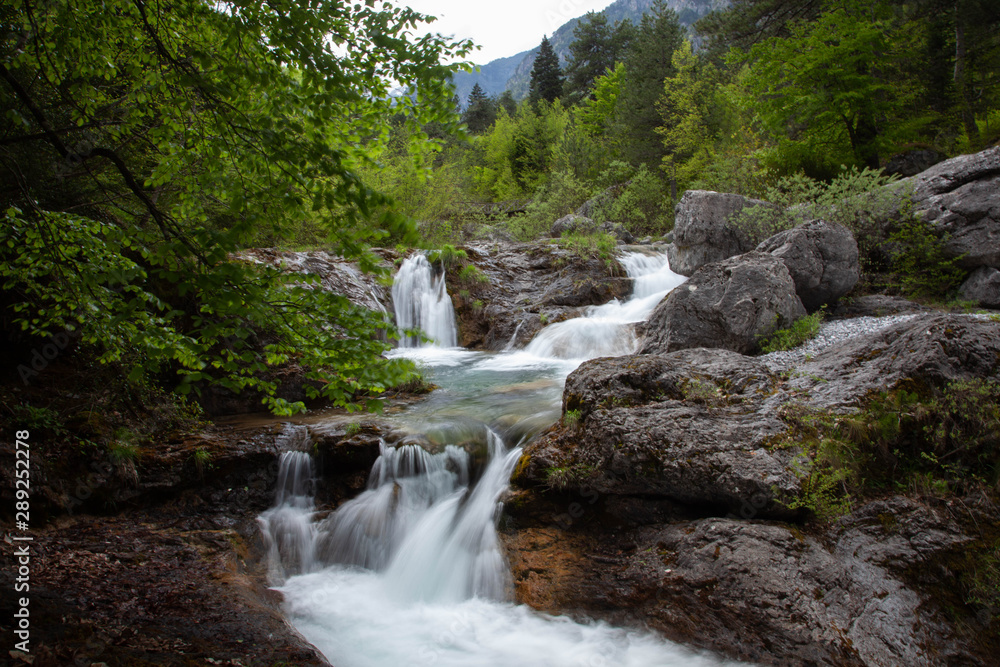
[260,248,741,667]
[260,429,519,600]
[392,254,458,348]
[257,450,317,581]
[523,250,686,361]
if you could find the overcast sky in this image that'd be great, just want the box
[403,0,615,64]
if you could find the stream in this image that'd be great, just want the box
[259,250,746,666]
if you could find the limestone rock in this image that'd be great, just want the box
[959,266,1000,308]
[756,219,859,312]
[667,190,770,276]
[640,251,806,355]
[550,213,597,237]
[830,294,930,318]
[905,146,1000,269]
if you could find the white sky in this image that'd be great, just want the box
[403,0,615,64]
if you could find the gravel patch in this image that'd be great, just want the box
[760,312,997,372]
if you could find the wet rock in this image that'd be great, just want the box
[539,272,632,307]
[446,243,628,351]
[640,251,806,355]
[958,265,1000,308]
[904,146,1000,269]
[667,190,770,276]
[756,219,860,312]
[0,514,331,667]
[505,499,986,666]
[311,423,384,479]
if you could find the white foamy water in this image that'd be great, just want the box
[523,251,686,361]
[392,254,458,348]
[261,250,745,667]
[282,569,740,667]
[265,436,740,667]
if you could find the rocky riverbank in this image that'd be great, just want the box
[505,311,1000,666]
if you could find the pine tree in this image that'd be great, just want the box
[614,0,685,167]
[529,35,563,105]
[563,13,615,105]
[462,83,496,134]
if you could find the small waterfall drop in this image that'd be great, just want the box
[523,250,686,361]
[260,429,519,602]
[392,254,458,348]
[257,450,316,581]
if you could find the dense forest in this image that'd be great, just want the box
[1,0,999,418]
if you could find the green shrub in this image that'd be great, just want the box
[192,447,212,476]
[773,380,1000,521]
[887,217,967,300]
[564,409,581,427]
[426,244,467,269]
[554,231,618,264]
[108,432,142,484]
[730,167,909,276]
[457,264,490,284]
[592,163,672,237]
[759,309,824,353]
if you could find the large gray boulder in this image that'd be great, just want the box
[756,219,859,312]
[550,213,596,237]
[521,348,800,518]
[504,502,983,666]
[640,251,807,355]
[667,190,769,276]
[519,314,1000,518]
[905,145,1000,269]
[958,266,1000,308]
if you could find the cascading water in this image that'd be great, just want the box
[260,250,745,666]
[392,254,458,348]
[521,251,687,361]
[257,450,316,580]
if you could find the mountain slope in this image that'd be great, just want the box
[451,0,728,105]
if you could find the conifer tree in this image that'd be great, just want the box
[462,83,496,134]
[529,35,563,105]
[563,13,615,105]
[614,0,685,167]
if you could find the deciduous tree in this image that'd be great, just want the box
[0,0,471,413]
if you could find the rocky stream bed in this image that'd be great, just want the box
[3,147,1000,666]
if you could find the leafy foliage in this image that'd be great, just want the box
[775,378,1000,520]
[613,0,685,167]
[729,167,909,277]
[887,217,968,300]
[759,309,824,353]
[0,0,470,413]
